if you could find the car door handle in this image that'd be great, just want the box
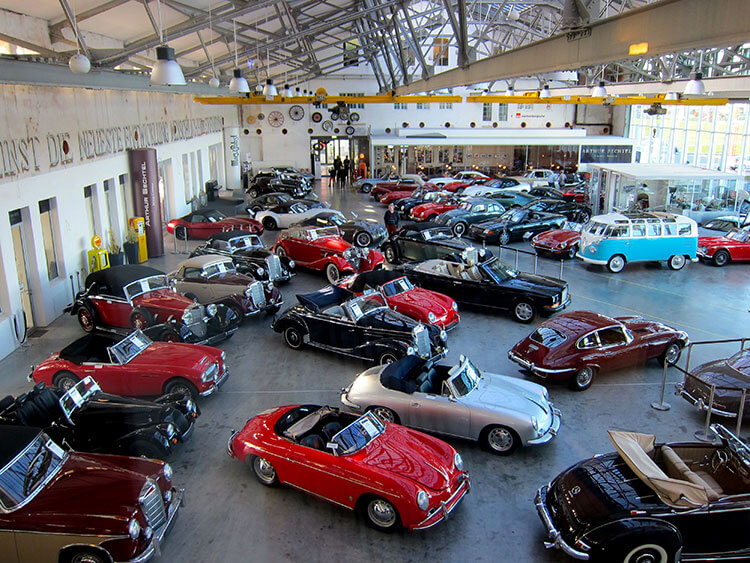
[411,402,420,407]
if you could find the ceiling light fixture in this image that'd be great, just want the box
[68,1,90,74]
[282,84,292,98]
[539,84,551,98]
[591,80,607,97]
[505,85,515,96]
[228,20,249,93]
[684,72,705,96]
[264,78,277,100]
[665,92,680,101]
[150,0,185,85]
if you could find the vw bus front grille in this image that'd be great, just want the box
[266,255,282,281]
[413,326,430,358]
[249,282,266,308]
[140,481,167,531]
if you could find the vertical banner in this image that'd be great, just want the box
[223,126,241,191]
[128,148,164,257]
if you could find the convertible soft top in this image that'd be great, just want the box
[296,285,352,312]
[348,270,404,293]
[379,356,427,394]
[84,265,166,296]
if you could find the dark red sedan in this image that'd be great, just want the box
[410,195,461,221]
[167,209,262,240]
[509,310,689,391]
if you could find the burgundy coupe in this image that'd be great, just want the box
[166,209,262,239]
[530,222,583,259]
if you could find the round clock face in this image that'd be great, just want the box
[345,126,355,136]
[268,111,285,127]
[289,105,305,121]
[311,111,323,123]
[321,120,333,132]
[349,112,360,123]
[257,113,265,121]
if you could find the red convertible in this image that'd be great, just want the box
[509,310,688,391]
[273,225,384,283]
[32,330,229,401]
[379,183,440,205]
[166,209,262,240]
[339,270,459,330]
[228,405,470,531]
[410,194,461,221]
[530,222,583,259]
[697,228,750,266]
[371,182,421,202]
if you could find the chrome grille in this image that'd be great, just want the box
[140,481,167,531]
[413,325,430,358]
[184,305,207,338]
[266,255,282,281]
[249,282,266,308]
[561,287,568,303]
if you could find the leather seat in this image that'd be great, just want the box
[300,434,325,450]
[0,395,14,413]
[321,421,343,440]
[661,446,723,500]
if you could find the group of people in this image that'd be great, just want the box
[330,156,352,187]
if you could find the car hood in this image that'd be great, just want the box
[347,219,385,233]
[232,248,271,260]
[698,236,745,249]
[504,271,566,296]
[534,230,581,246]
[73,393,176,428]
[469,374,551,418]
[316,237,350,253]
[133,289,192,315]
[391,288,453,316]
[355,424,454,491]
[691,350,750,389]
[130,342,216,373]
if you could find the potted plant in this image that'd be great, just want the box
[123,226,139,264]
[108,231,125,266]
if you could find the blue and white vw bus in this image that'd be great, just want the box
[577,211,698,273]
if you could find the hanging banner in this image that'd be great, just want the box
[128,148,164,257]
[223,126,241,191]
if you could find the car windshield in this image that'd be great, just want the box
[229,235,263,250]
[346,293,387,321]
[562,221,584,233]
[59,376,101,422]
[381,277,414,296]
[447,357,482,397]
[123,275,170,301]
[726,230,749,242]
[483,258,518,281]
[109,330,152,364]
[331,412,385,455]
[585,221,609,236]
[204,210,227,222]
[306,226,339,241]
[501,208,526,223]
[325,214,345,226]
[458,202,473,210]
[422,228,452,240]
[0,432,66,511]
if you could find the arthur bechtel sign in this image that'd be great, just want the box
[128,148,164,257]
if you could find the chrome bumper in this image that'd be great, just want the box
[508,351,576,378]
[576,252,607,265]
[125,487,184,563]
[544,295,571,312]
[535,485,589,560]
[339,390,361,411]
[528,407,562,445]
[200,367,230,397]
[226,429,239,457]
[675,383,737,418]
[413,473,471,531]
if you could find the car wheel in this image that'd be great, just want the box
[275,246,287,259]
[164,379,199,401]
[660,341,683,366]
[250,455,279,486]
[67,550,108,563]
[614,538,679,563]
[481,425,519,455]
[325,263,340,284]
[384,244,398,264]
[76,306,96,332]
[607,254,626,273]
[379,351,400,365]
[53,371,80,392]
[512,300,536,323]
[248,188,260,198]
[129,440,165,460]
[712,249,730,267]
[130,308,154,330]
[452,222,467,237]
[283,326,305,350]
[427,214,438,222]
[578,210,591,223]
[262,217,278,230]
[160,328,182,342]
[570,366,596,391]
[361,183,372,193]
[250,205,262,214]
[368,406,399,424]
[361,496,401,532]
[228,304,245,324]
[499,230,511,246]
[266,304,281,315]
[567,245,578,259]
[668,254,686,270]
[355,231,372,247]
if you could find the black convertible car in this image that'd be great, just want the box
[245,192,293,213]
[191,230,295,283]
[382,223,493,264]
[245,169,311,198]
[386,257,569,323]
[433,198,507,237]
[293,211,388,247]
[468,206,567,245]
[271,286,447,364]
[537,425,750,562]
[1,377,198,459]
[525,198,591,224]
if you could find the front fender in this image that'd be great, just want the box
[582,517,682,558]
[114,428,171,455]
[358,339,410,361]
[271,310,307,334]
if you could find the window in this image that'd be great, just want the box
[433,38,449,66]
[498,104,508,122]
[38,199,60,280]
[577,332,599,349]
[482,103,492,122]
[416,102,428,110]
[678,224,692,235]
[340,92,364,109]
[438,148,450,164]
[631,223,646,237]
[343,39,359,67]
[646,222,661,236]
[394,103,407,110]
[597,327,628,347]
[663,223,677,236]
[439,102,453,110]
[83,185,97,238]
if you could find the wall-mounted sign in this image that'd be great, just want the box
[580,145,633,163]
[128,149,164,257]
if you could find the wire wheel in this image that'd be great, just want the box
[661,342,682,366]
[369,406,397,423]
[570,366,595,391]
[164,379,199,401]
[325,263,340,284]
[77,307,95,332]
[499,230,511,245]
[289,105,304,120]
[130,311,151,330]
[53,371,80,392]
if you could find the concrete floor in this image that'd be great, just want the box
[2,180,749,563]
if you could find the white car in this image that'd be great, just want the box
[254,200,341,230]
[429,170,490,187]
[353,174,424,193]
[523,169,559,187]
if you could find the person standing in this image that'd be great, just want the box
[384,203,400,237]
[358,158,367,179]
[332,156,342,187]
[343,156,351,185]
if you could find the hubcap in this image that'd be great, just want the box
[610,256,624,272]
[327,265,339,283]
[488,428,514,451]
[368,499,396,527]
[671,255,685,268]
[576,368,593,387]
[60,377,75,391]
[133,315,146,329]
[79,311,92,329]
[254,457,276,483]
[286,329,300,347]
[454,224,465,235]
[373,408,394,422]
[357,233,370,246]
[500,232,510,245]
[665,344,680,363]
[385,248,395,262]
[515,302,533,321]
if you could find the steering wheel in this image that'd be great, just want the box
[711,449,729,472]
[22,447,51,495]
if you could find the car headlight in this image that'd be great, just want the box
[698,246,707,253]
[128,518,141,540]
[164,489,173,504]
[589,245,596,254]
[531,416,539,433]
[186,399,195,413]
[452,302,458,311]
[266,282,273,291]
[163,462,173,481]
[406,346,416,355]
[428,312,437,323]
[167,423,177,437]
[256,267,264,277]
[206,304,218,317]
[560,241,569,248]
[454,452,463,471]
[416,490,429,511]
[439,329,448,342]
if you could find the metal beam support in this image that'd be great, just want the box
[141,0,160,36]
[0,32,61,59]
[457,0,470,67]
[49,0,129,34]
[400,4,429,79]
[57,0,92,61]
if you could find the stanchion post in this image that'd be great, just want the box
[736,389,746,436]
[685,344,693,374]
[651,360,671,411]
[534,253,538,274]
[695,384,716,442]
[559,258,564,279]
[514,250,519,270]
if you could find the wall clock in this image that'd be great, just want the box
[289,105,305,121]
[268,111,285,127]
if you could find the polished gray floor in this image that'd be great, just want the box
[2,181,749,563]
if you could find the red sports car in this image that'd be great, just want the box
[509,310,689,391]
[273,225,384,283]
[697,228,750,266]
[379,185,438,205]
[227,405,470,532]
[530,222,584,259]
[166,209,262,240]
[339,270,460,330]
[372,182,420,202]
[32,330,229,400]
[410,195,461,221]
[561,186,586,203]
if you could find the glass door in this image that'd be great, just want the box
[9,210,35,330]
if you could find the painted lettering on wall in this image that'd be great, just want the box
[229,134,240,166]
[0,137,41,177]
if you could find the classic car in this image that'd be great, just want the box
[245,191,293,214]
[697,228,750,266]
[429,170,490,187]
[386,257,569,323]
[246,169,312,198]
[467,206,567,245]
[523,168,559,187]
[3,376,198,458]
[381,223,493,265]
[272,165,315,181]
[166,209,262,240]
[273,225,384,284]
[525,198,592,224]
[409,194,462,221]
[32,329,229,401]
[372,181,421,202]
[67,265,238,344]
[253,199,332,230]
[293,210,388,248]
[433,198,507,237]
[227,405,470,531]
[531,222,584,259]
[190,230,295,283]
[354,174,424,194]
[272,286,447,364]
[0,425,181,563]
[486,188,538,208]
[338,269,459,330]
[170,255,282,318]
[380,183,440,206]
[700,216,745,233]
[509,310,688,390]
[554,171,588,191]
[460,177,530,196]
[676,348,750,420]
[528,186,568,200]
[396,189,450,218]
[536,425,750,562]
[341,355,560,455]
[560,184,587,203]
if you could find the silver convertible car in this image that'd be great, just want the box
[340,355,561,455]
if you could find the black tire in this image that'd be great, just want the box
[359,496,401,532]
[480,425,519,455]
[275,246,287,259]
[567,245,578,259]
[325,263,340,284]
[660,341,683,366]
[607,254,626,273]
[712,249,730,267]
[427,214,438,222]
[512,300,536,323]
[499,230,511,246]
[160,328,182,342]
[668,254,686,270]
[262,217,278,230]
[250,205,262,214]
[383,244,398,264]
[247,188,260,198]
[609,536,679,563]
[128,440,166,460]
[452,221,467,237]
[76,306,96,333]
[283,325,305,350]
[367,406,400,424]
[578,210,591,223]
[355,231,372,247]
[250,455,279,486]
[379,351,400,365]
[130,307,154,330]
[361,183,372,193]
[228,304,245,324]
[53,371,80,392]
[164,379,199,401]
[569,366,596,391]
[66,549,109,563]
[266,304,281,315]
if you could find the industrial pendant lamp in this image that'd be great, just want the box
[539,84,551,98]
[684,72,705,95]
[150,0,185,85]
[505,85,515,96]
[664,92,680,101]
[228,20,249,93]
[282,84,291,98]
[68,1,90,73]
[591,80,607,97]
